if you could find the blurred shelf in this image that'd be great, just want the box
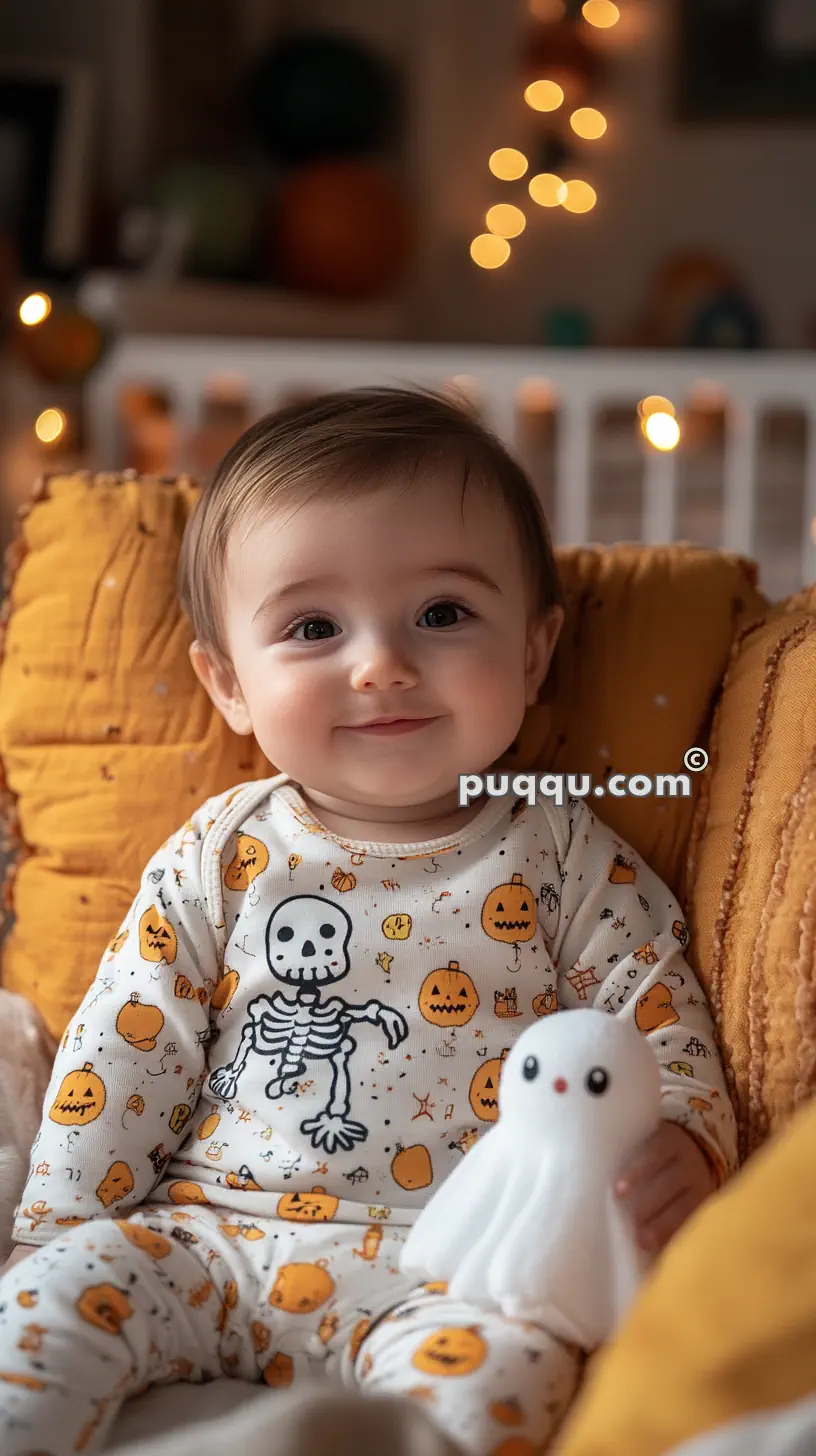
[76,271,410,341]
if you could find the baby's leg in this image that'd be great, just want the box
[346,1287,585,1455]
[0,1209,241,1456]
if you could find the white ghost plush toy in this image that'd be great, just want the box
[399,1008,662,1352]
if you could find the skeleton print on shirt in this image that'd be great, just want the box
[13,775,739,1245]
[210,895,409,1153]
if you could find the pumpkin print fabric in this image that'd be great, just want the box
[13,773,736,1251]
[2,772,737,1456]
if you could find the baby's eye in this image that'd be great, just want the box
[286,616,337,642]
[420,601,474,630]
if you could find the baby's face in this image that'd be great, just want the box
[206,473,559,814]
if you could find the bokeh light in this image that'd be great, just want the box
[34,407,67,444]
[643,412,681,451]
[528,172,568,207]
[524,80,565,113]
[638,395,676,421]
[489,148,529,181]
[19,292,52,327]
[560,179,597,213]
[570,107,608,140]
[470,234,511,269]
[485,204,526,238]
[582,0,620,27]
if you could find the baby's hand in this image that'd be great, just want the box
[614,1121,717,1255]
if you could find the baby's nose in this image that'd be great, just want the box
[553,1077,568,1094]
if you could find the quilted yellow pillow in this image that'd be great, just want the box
[0,473,765,1041]
[554,1093,816,1456]
[684,588,816,1160]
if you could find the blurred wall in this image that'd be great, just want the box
[1,0,815,346]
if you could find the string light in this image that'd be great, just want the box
[524,80,565,112]
[485,204,526,238]
[489,148,529,181]
[643,412,680,451]
[529,173,567,207]
[559,179,597,213]
[582,0,620,27]
[470,234,511,269]
[638,395,676,421]
[34,407,67,444]
[570,107,608,139]
[19,293,52,327]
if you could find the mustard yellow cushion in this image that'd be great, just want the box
[554,1094,816,1456]
[684,589,816,1160]
[0,473,765,1040]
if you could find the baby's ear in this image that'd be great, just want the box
[525,606,564,706]
[189,640,253,736]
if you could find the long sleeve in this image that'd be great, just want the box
[12,805,221,1246]
[547,796,738,1185]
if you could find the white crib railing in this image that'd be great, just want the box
[84,339,816,596]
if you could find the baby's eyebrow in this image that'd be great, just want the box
[252,565,501,621]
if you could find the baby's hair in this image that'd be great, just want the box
[177,384,563,666]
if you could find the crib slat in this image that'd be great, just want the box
[643,446,678,544]
[555,401,592,544]
[723,401,758,557]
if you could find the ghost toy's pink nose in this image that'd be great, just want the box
[553,1077,568,1094]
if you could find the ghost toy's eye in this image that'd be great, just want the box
[522,1056,539,1082]
[586,1067,609,1096]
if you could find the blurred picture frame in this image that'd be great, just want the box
[0,60,95,276]
[677,0,816,121]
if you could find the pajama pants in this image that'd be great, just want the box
[0,1206,583,1456]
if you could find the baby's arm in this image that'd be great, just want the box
[547,797,738,1185]
[11,808,219,1249]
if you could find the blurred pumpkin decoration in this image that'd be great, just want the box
[246,30,412,300]
[275,160,412,299]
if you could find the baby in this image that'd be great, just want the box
[0,387,737,1456]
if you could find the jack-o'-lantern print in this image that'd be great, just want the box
[115,1221,171,1259]
[419,963,479,1027]
[126,1094,145,1116]
[481,875,536,944]
[672,919,689,948]
[469,1050,509,1122]
[96,1161,134,1208]
[532,985,558,1018]
[263,1352,294,1388]
[633,941,659,966]
[391,1144,433,1190]
[76,1284,133,1335]
[382,913,412,940]
[138,905,178,964]
[412,1326,487,1376]
[277,1186,339,1222]
[169,1102,192,1134]
[224,833,269,892]
[608,854,636,885]
[331,867,356,894]
[167,1181,210,1205]
[116,993,165,1052]
[268,1260,334,1314]
[635,983,680,1034]
[197,1109,220,1141]
[49,1063,106,1126]
[211,967,240,1013]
